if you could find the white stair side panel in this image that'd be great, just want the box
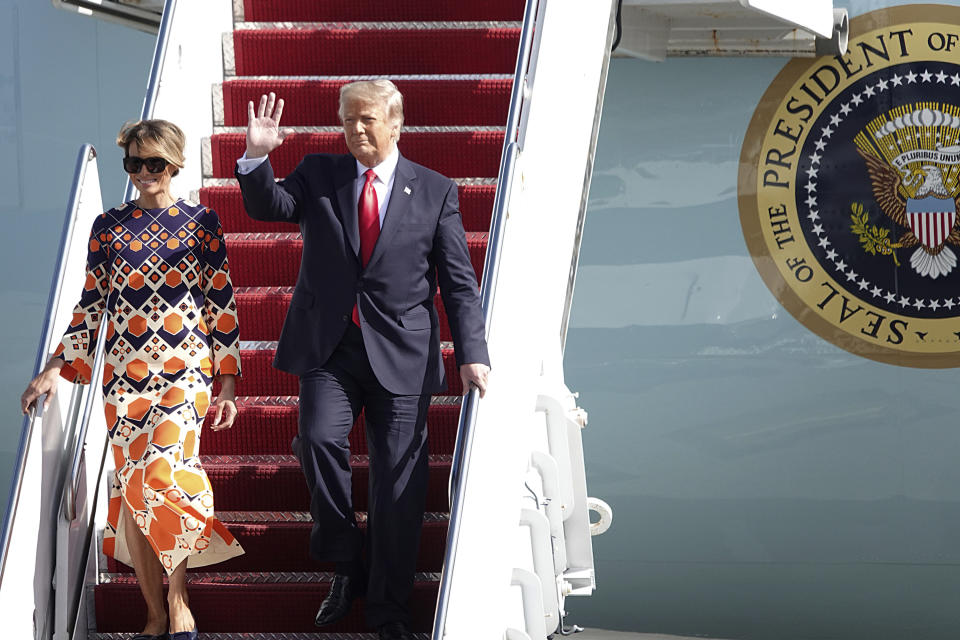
[437,1,614,638]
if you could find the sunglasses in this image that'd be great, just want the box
[123,156,169,174]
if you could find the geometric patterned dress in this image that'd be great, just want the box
[53,199,245,573]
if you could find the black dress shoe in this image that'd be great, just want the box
[378,621,416,640]
[315,574,363,627]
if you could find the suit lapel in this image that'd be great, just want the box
[366,155,418,272]
[335,155,360,260]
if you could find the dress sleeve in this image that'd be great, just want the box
[200,208,242,377]
[52,217,110,385]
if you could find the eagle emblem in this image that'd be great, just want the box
[855,104,960,279]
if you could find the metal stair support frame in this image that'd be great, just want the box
[432,1,616,638]
[0,145,105,639]
[509,568,546,640]
[511,350,602,634]
[536,371,598,598]
[519,508,560,631]
[529,451,566,572]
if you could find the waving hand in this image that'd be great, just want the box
[246,92,291,158]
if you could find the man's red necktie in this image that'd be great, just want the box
[352,169,379,326]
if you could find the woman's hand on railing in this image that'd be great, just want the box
[210,374,237,431]
[20,359,65,416]
[246,92,290,159]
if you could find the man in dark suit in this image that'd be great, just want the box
[235,82,490,640]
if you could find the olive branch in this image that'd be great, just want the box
[850,202,901,267]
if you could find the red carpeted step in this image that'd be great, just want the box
[204,397,464,457]
[195,455,452,512]
[226,232,488,287]
[95,573,439,632]
[203,188,290,233]
[232,28,520,77]
[242,0,524,22]
[210,131,504,179]
[236,288,466,343]
[202,183,495,234]
[233,288,289,339]
[224,233,300,287]
[106,513,449,573]
[229,347,464,397]
[221,78,512,127]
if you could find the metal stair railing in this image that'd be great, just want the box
[432,0,542,636]
[0,143,105,640]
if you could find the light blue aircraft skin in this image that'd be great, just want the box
[565,3,960,637]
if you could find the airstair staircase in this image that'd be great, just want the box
[1,0,615,639]
[99,0,520,634]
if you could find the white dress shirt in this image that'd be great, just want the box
[236,148,400,227]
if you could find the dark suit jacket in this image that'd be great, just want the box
[236,153,489,395]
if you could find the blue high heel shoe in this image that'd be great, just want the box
[168,630,198,640]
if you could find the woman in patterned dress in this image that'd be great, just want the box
[21,119,244,640]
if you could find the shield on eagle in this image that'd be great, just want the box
[906,195,957,250]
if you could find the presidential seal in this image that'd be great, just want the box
[739,4,960,367]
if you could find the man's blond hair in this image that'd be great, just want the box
[338,79,405,131]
